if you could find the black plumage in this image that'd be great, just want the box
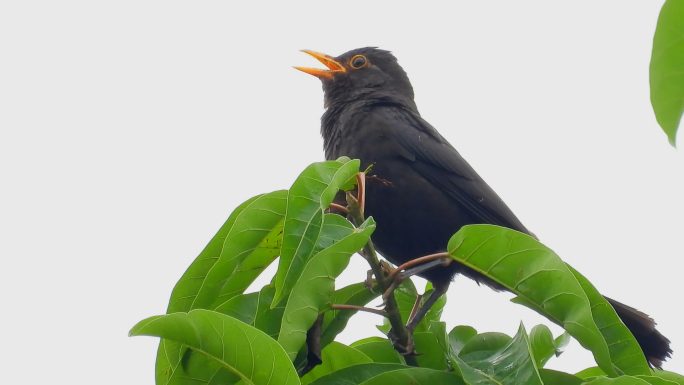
[296,47,671,366]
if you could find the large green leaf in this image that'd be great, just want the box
[320,281,380,348]
[307,363,408,385]
[175,285,285,383]
[650,0,684,146]
[130,310,299,385]
[300,342,372,385]
[213,221,284,305]
[358,367,465,385]
[273,159,360,305]
[351,338,406,364]
[447,225,620,376]
[191,190,287,310]
[461,323,543,385]
[566,264,650,374]
[156,192,286,384]
[278,218,375,360]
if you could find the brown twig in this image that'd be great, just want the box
[387,252,451,281]
[356,172,366,214]
[328,203,349,214]
[331,304,387,317]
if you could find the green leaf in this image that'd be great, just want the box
[156,192,286,384]
[459,332,511,362]
[636,376,681,385]
[650,0,684,146]
[273,159,361,305]
[449,325,478,355]
[539,369,586,385]
[321,281,380,348]
[447,224,620,376]
[357,367,465,385]
[306,363,409,385]
[214,221,284,304]
[575,366,607,380]
[300,342,372,385]
[585,377,652,384]
[254,284,286,339]
[430,321,501,385]
[278,217,375,360]
[192,190,287,310]
[413,332,449,370]
[529,324,560,367]
[651,371,684,385]
[314,214,356,254]
[130,310,299,385]
[351,338,406,364]
[566,264,650,375]
[214,291,260,324]
[461,323,543,385]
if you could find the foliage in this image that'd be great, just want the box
[650,0,684,147]
[131,158,682,384]
[131,5,684,380]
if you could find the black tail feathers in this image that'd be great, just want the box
[605,296,672,368]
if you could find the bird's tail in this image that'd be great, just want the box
[604,296,671,368]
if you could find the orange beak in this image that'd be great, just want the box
[294,50,346,80]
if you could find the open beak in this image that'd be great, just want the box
[294,50,346,79]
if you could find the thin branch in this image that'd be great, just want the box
[387,252,451,281]
[356,172,366,213]
[330,304,387,317]
[328,203,349,214]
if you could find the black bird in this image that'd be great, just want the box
[295,47,671,367]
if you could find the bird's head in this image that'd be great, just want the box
[295,47,415,109]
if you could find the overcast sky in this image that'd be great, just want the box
[1,1,682,382]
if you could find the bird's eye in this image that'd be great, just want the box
[350,55,367,69]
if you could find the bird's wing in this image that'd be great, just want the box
[369,105,530,233]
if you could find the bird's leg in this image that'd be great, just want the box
[407,294,424,324]
[400,282,449,355]
[382,254,451,302]
[365,269,375,290]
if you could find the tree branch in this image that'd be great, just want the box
[345,183,419,367]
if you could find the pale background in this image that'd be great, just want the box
[1,1,682,383]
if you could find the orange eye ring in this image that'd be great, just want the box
[350,55,368,69]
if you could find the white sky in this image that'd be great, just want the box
[1,1,682,382]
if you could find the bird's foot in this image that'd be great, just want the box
[367,174,394,187]
[364,269,375,290]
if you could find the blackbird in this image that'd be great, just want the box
[295,47,671,366]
